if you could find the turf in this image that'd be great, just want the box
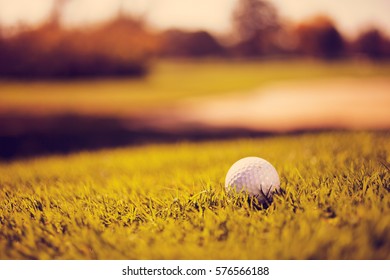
[0,132,389,259]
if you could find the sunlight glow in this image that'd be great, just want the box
[0,0,389,35]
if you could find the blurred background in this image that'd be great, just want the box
[0,0,389,159]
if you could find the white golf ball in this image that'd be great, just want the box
[225,157,280,205]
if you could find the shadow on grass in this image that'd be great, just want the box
[0,114,271,160]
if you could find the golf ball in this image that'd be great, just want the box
[225,157,280,205]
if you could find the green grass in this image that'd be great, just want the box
[1,132,389,259]
[1,60,390,116]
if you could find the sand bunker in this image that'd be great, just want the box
[171,77,390,132]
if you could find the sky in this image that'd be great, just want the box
[0,0,389,37]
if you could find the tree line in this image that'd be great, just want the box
[0,0,389,79]
[161,0,390,60]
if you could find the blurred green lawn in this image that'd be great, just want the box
[1,60,389,116]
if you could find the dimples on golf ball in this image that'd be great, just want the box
[225,157,280,203]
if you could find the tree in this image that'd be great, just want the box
[0,16,159,78]
[160,29,225,57]
[49,0,70,25]
[295,16,345,59]
[354,28,388,59]
[232,0,279,56]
